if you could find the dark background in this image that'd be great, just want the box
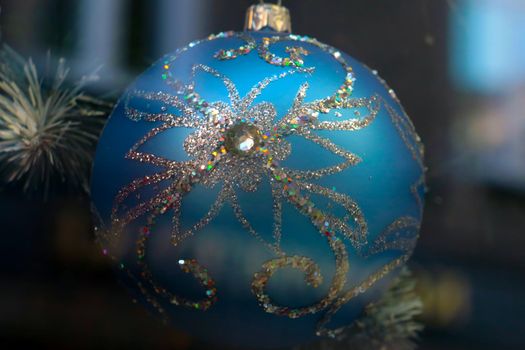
[1,0,525,349]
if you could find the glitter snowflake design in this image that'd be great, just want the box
[100,32,425,338]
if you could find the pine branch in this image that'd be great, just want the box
[0,45,113,198]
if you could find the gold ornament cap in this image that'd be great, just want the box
[244,2,292,33]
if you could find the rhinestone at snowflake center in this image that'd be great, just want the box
[224,122,263,156]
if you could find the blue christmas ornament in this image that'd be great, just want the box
[91,3,425,349]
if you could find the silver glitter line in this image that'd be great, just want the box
[191,64,242,112]
[126,123,190,169]
[112,180,181,237]
[309,95,381,131]
[364,216,420,257]
[239,67,314,113]
[385,103,424,170]
[316,255,410,338]
[295,181,368,248]
[113,170,176,214]
[271,180,284,250]
[126,90,201,126]
[170,183,230,246]
[411,174,426,217]
[298,128,362,165]
[229,184,284,256]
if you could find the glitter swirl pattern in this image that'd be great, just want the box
[96,31,425,338]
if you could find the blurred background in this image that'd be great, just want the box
[1,0,525,349]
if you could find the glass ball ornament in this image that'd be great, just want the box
[91,3,425,349]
